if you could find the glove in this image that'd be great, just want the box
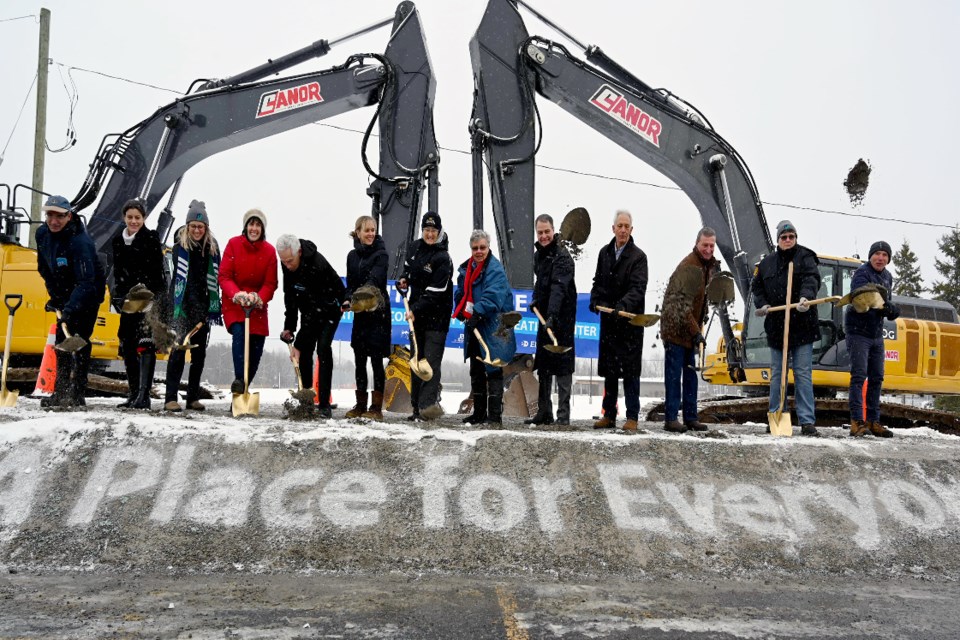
[280,330,295,344]
[613,303,625,316]
[44,301,60,313]
[884,301,900,320]
[465,314,480,331]
[542,315,556,331]
[694,333,707,348]
[755,305,770,317]
[588,302,598,314]
[232,292,249,306]
[797,297,810,313]
[396,277,409,293]
[250,292,263,309]
[340,300,352,312]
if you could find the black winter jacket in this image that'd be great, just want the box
[401,233,453,333]
[590,236,648,377]
[346,235,391,357]
[36,216,105,328]
[844,262,899,339]
[532,236,577,374]
[111,228,165,307]
[750,245,821,349]
[282,239,346,349]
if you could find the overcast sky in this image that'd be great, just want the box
[2,0,958,344]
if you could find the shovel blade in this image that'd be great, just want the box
[630,314,660,328]
[122,298,153,314]
[232,391,260,417]
[0,388,18,407]
[289,388,316,404]
[55,336,87,353]
[411,359,434,381]
[767,411,793,437]
[544,345,572,353]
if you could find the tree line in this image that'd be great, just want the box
[892,228,960,312]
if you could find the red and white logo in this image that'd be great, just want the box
[256,81,323,118]
[589,84,662,148]
[884,350,900,362]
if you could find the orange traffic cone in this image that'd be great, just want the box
[312,357,333,405]
[33,323,57,395]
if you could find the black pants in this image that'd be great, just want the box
[537,371,572,422]
[355,353,386,394]
[164,324,209,403]
[410,327,447,410]
[297,321,339,410]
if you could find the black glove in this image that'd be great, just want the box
[613,303,625,317]
[465,315,480,331]
[884,301,900,320]
[693,333,707,348]
[280,329,295,344]
[588,302,598,314]
[543,315,556,331]
[44,301,60,314]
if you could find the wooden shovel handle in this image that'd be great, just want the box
[531,306,560,347]
[595,305,635,320]
[777,262,794,413]
[472,327,493,361]
[766,295,841,313]
[288,343,304,391]
[182,322,204,344]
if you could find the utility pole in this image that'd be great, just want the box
[29,7,51,249]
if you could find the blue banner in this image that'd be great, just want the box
[334,281,601,359]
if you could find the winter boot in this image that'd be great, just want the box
[185,399,205,411]
[345,391,368,418]
[800,424,820,437]
[593,416,616,429]
[463,393,488,424]
[664,420,687,433]
[420,403,444,420]
[623,419,639,431]
[67,347,91,408]
[486,390,504,426]
[868,420,893,438]
[119,351,140,408]
[132,352,156,410]
[41,350,74,408]
[684,420,709,432]
[230,379,245,395]
[850,420,869,437]
[361,391,384,420]
[524,411,554,426]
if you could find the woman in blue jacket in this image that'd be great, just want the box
[453,229,517,425]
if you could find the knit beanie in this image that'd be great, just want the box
[421,211,441,230]
[185,200,208,226]
[775,220,797,238]
[869,240,892,260]
[243,208,266,231]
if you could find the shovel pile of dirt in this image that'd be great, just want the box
[843,158,872,207]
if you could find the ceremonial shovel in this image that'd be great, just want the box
[0,294,23,407]
[402,296,433,381]
[595,305,660,328]
[531,306,571,354]
[287,343,316,405]
[173,322,204,351]
[54,310,87,353]
[472,328,506,367]
[232,306,260,417]
[768,261,794,437]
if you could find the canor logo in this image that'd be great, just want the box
[589,84,662,148]
[256,81,324,118]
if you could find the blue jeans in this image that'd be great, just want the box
[664,341,698,422]
[229,322,266,384]
[602,375,640,420]
[768,342,815,426]
[848,333,885,422]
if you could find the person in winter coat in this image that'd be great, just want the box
[35,194,106,408]
[845,240,900,438]
[162,200,222,412]
[397,212,453,421]
[527,214,577,426]
[589,210,648,431]
[218,209,278,394]
[342,215,391,420]
[659,227,721,433]
[277,234,346,419]
[454,229,517,426]
[750,220,821,436]
[110,198,165,409]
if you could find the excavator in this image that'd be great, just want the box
[0,1,438,394]
[469,0,960,427]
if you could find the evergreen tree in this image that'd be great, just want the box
[930,227,960,314]
[891,240,924,297]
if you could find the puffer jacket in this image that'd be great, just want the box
[589,236,648,377]
[219,234,279,336]
[844,262,899,339]
[660,249,720,348]
[401,232,453,332]
[532,236,576,374]
[750,244,821,349]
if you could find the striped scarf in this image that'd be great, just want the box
[172,244,222,325]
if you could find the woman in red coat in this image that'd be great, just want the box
[219,209,279,393]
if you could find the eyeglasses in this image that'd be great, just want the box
[779,234,796,241]
[471,245,488,251]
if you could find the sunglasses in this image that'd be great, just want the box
[779,234,796,240]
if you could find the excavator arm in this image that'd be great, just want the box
[470,0,772,376]
[73,1,437,279]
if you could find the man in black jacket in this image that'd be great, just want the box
[277,234,346,418]
[397,212,453,420]
[35,194,106,408]
[845,240,900,438]
[589,210,648,431]
[750,220,822,436]
[527,214,577,426]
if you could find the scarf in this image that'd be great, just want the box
[452,258,487,319]
[172,244,222,325]
[122,228,137,246]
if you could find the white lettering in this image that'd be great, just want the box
[813,481,880,551]
[149,444,196,524]
[598,463,671,533]
[261,469,325,529]
[414,455,460,528]
[0,447,44,527]
[719,484,782,536]
[657,482,717,535]
[68,446,163,526]
[182,468,254,527]
[878,480,946,531]
[531,476,573,535]
[459,474,528,532]
[319,470,386,528]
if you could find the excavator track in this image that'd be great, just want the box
[644,396,960,435]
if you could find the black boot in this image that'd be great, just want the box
[132,352,156,409]
[486,371,504,426]
[463,392,488,424]
[118,350,140,408]
[41,350,74,408]
[63,346,91,408]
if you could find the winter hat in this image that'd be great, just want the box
[185,200,208,226]
[421,211,442,230]
[869,240,892,260]
[122,198,146,216]
[775,220,797,239]
[242,208,266,231]
[41,195,72,214]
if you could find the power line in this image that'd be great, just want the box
[51,61,181,95]
[0,72,38,167]
[313,122,956,231]
[0,14,37,23]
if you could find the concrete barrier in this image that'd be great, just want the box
[2,406,959,579]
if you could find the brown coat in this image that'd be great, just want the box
[660,249,720,349]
